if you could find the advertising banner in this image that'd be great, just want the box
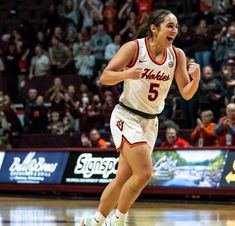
[0,151,69,184]
[149,150,228,188]
[220,151,235,188]
[62,152,119,184]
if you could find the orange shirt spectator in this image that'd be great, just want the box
[191,110,218,146]
[89,128,107,149]
[160,127,190,148]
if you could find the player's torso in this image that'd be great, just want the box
[119,37,177,114]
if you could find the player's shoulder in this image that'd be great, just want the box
[172,46,185,57]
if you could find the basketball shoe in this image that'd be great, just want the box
[103,214,125,226]
[80,216,103,226]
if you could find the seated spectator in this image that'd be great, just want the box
[80,132,92,147]
[28,45,50,79]
[215,103,235,146]
[160,126,190,148]
[191,110,218,146]
[0,106,12,149]
[89,128,107,149]
[62,114,74,134]
[23,95,48,134]
[47,111,64,135]
[0,95,23,148]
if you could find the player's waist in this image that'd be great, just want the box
[119,102,158,119]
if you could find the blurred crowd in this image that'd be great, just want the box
[0,0,235,149]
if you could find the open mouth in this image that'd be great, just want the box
[167,37,174,42]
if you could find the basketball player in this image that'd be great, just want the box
[80,9,200,226]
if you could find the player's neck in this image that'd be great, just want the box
[148,37,165,58]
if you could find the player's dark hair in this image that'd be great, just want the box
[136,9,173,38]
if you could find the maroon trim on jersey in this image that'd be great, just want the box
[126,40,139,67]
[172,45,178,66]
[116,135,147,152]
[145,37,167,65]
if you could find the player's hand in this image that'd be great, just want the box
[126,67,143,80]
[188,63,200,82]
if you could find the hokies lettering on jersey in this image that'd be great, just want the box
[141,68,170,81]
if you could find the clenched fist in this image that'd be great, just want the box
[188,63,200,82]
[126,67,143,80]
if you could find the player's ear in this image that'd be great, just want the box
[150,24,158,33]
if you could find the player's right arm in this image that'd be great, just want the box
[100,41,143,85]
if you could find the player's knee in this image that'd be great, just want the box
[135,169,152,187]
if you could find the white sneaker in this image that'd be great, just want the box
[103,215,125,226]
[80,216,103,226]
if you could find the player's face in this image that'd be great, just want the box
[155,14,178,47]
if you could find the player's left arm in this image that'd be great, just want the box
[174,48,200,100]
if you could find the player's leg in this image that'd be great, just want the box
[104,143,153,226]
[98,153,132,216]
[117,143,152,212]
[80,154,132,226]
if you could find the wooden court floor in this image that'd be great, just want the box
[0,196,235,226]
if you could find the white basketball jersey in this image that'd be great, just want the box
[119,37,177,114]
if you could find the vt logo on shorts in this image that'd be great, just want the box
[116,120,124,131]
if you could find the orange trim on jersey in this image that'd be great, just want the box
[172,45,178,67]
[145,37,167,65]
[117,135,147,152]
[127,40,139,67]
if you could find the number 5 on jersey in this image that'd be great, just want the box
[148,83,160,101]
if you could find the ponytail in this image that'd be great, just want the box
[136,23,150,39]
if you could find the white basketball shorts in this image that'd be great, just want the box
[110,104,159,152]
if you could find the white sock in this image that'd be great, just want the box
[114,209,126,222]
[94,211,106,224]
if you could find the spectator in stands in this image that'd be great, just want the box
[60,0,79,28]
[80,132,92,147]
[191,110,218,146]
[215,103,235,146]
[35,30,49,51]
[119,11,138,42]
[221,59,235,104]
[62,114,74,134]
[118,0,136,28]
[72,31,90,60]
[89,128,107,149]
[23,95,48,133]
[79,0,103,28]
[40,3,61,33]
[48,36,73,75]
[74,44,95,86]
[87,94,104,131]
[104,34,121,62]
[136,0,153,23]
[22,88,38,132]
[213,23,235,67]
[102,0,118,36]
[90,24,112,74]
[102,91,116,131]
[0,95,12,149]
[45,77,67,116]
[199,65,227,121]
[160,126,190,148]
[0,95,23,139]
[47,111,64,135]
[3,42,20,103]
[192,19,213,68]
[28,45,50,79]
